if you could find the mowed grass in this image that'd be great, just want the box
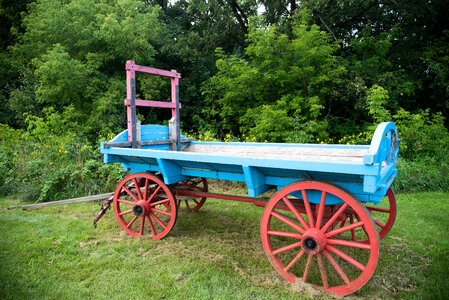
[0,181,448,299]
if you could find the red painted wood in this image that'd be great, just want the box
[124,99,182,109]
[260,180,380,296]
[174,178,208,211]
[113,173,177,239]
[126,62,135,142]
[126,60,181,78]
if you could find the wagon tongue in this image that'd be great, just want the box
[92,196,113,228]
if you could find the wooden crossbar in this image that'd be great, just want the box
[123,99,182,109]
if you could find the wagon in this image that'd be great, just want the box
[98,61,400,296]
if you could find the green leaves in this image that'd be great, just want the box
[201,11,342,142]
[8,0,163,133]
[34,44,88,107]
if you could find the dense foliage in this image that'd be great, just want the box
[1,0,448,201]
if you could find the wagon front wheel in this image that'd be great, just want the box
[260,181,380,296]
[113,173,177,239]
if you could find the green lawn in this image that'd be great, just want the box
[1,184,448,299]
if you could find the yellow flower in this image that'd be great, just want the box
[58,149,61,153]
[64,150,68,154]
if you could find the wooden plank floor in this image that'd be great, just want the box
[183,144,369,163]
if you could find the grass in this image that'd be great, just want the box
[0,180,448,299]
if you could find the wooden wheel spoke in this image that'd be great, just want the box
[150,212,167,230]
[268,230,302,239]
[355,214,370,238]
[151,208,172,216]
[374,218,385,229]
[326,245,366,271]
[192,199,200,205]
[321,203,349,233]
[143,178,149,202]
[147,185,162,202]
[133,178,143,200]
[185,200,190,209]
[118,198,136,206]
[301,190,315,228]
[119,209,133,216]
[122,186,139,202]
[317,253,329,289]
[282,197,310,230]
[322,249,350,284]
[270,211,305,234]
[366,206,390,213]
[272,241,303,255]
[302,254,313,282]
[337,219,346,236]
[327,238,372,250]
[149,199,170,207]
[284,250,305,272]
[127,216,138,228]
[350,215,356,241]
[146,215,156,237]
[139,216,145,236]
[325,221,364,238]
[315,192,327,229]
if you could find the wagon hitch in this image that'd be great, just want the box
[93,196,113,228]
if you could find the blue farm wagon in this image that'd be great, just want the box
[97,61,400,296]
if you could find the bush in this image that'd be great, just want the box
[0,109,126,202]
[394,158,449,192]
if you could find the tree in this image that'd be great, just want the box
[7,0,164,136]
[201,11,345,142]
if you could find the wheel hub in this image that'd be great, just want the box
[301,229,326,254]
[133,200,150,217]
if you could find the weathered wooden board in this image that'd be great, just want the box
[183,144,369,163]
[6,192,114,210]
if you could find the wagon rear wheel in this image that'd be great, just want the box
[174,178,208,211]
[260,181,380,296]
[339,187,397,243]
[113,173,177,239]
[364,188,396,240]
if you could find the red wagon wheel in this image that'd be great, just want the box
[364,188,397,239]
[260,181,380,296]
[113,172,177,239]
[338,188,397,243]
[174,178,208,211]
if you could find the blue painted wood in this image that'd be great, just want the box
[243,166,271,197]
[100,123,399,204]
[157,158,189,184]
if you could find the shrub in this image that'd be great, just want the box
[0,108,126,202]
[394,158,449,192]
